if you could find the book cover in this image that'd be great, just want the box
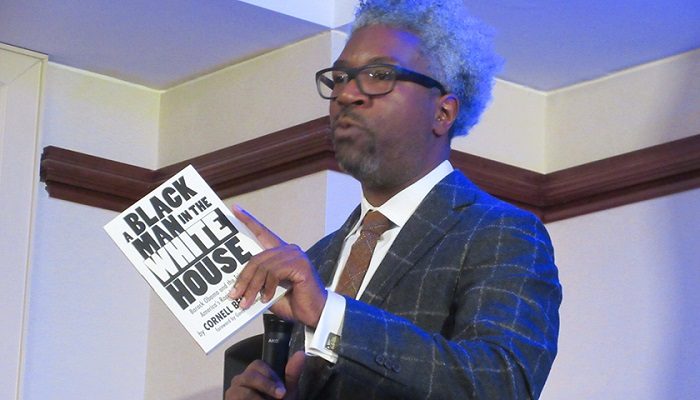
[104,165,287,354]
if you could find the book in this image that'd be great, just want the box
[104,165,287,354]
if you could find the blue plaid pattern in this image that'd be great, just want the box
[292,171,561,399]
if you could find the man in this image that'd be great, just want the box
[227,1,561,399]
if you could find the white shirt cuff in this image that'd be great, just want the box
[304,290,346,363]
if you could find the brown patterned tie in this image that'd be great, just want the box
[336,211,392,298]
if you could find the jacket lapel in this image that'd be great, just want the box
[360,171,478,306]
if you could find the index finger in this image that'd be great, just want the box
[233,205,285,249]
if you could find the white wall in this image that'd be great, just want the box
[545,49,700,172]
[542,188,700,399]
[0,44,45,400]
[539,48,700,398]
[20,64,160,400]
[457,48,700,174]
[158,32,332,166]
[40,64,161,166]
[324,170,362,234]
[454,80,548,173]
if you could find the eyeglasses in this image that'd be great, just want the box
[315,63,447,100]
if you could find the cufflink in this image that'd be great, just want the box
[325,333,341,352]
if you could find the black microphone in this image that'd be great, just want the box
[262,313,294,381]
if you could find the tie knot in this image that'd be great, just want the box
[361,211,391,236]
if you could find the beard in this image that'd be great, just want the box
[331,111,388,188]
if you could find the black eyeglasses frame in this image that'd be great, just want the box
[315,63,447,99]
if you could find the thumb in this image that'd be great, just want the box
[284,351,306,399]
[232,205,284,249]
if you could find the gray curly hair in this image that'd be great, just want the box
[352,0,502,137]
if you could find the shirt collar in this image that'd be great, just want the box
[356,160,454,231]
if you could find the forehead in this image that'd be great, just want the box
[336,25,426,68]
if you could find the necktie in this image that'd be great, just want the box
[336,211,392,298]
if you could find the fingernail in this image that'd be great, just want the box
[275,386,286,398]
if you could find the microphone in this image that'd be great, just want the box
[262,313,294,381]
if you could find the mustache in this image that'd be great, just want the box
[331,109,368,131]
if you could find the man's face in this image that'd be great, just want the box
[330,25,445,191]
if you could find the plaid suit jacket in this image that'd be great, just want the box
[292,170,561,399]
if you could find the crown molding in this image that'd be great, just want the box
[40,117,700,222]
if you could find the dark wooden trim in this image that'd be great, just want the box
[450,134,700,222]
[449,150,544,217]
[40,117,700,222]
[537,135,700,221]
[40,146,156,211]
[155,117,339,199]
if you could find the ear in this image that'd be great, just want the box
[432,94,459,137]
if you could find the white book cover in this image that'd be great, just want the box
[104,165,287,354]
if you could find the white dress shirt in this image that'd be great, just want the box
[305,160,454,362]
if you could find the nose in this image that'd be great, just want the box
[335,77,366,106]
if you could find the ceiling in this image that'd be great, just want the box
[1,0,699,91]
